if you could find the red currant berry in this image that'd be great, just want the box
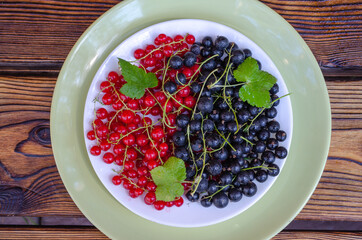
[144,191,156,205]
[137,175,148,186]
[165,36,173,44]
[184,95,196,108]
[127,99,139,110]
[127,169,138,178]
[182,68,193,78]
[151,126,164,141]
[122,134,135,146]
[163,100,173,113]
[134,49,145,59]
[92,119,104,129]
[123,180,133,190]
[147,159,159,170]
[124,160,135,170]
[174,35,184,42]
[87,130,96,140]
[146,181,157,191]
[133,114,141,124]
[174,197,184,207]
[145,44,156,54]
[163,45,173,57]
[154,201,166,210]
[126,148,138,161]
[159,142,169,152]
[177,86,191,97]
[145,148,158,161]
[112,100,124,111]
[109,132,120,143]
[165,201,174,207]
[96,125,108,137]
[185,34,195,44]
[120,110,135,124]
[153,50,163,59]
[114,155,124,166]
[96,108,108,120]
[127,123,137,132]
[172,95,184,108]
[112,175,123,185]
[136,134,149,147]
[144,95,156,108]
[103,152,115,164]
[108,71,119,83]
[137,166,149,176]
[142,117,153,126]
[157,33,167,43]
[128,188,138,198]
[134,188,144,196]
[102,93,114,105]
[144,57,156,68]
[150,106,161,116]
[100,81,112,93]
[107,111,116,121]
[154,91,167,104]
[90,145,101,156]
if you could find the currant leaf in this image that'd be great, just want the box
[233,57,277,108]
[150,157,186,202]
[118,58,158,99]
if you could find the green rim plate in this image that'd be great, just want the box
[50,0,331,239]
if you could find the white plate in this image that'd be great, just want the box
[83,19,293,227]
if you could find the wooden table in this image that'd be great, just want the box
[0,0,361,239]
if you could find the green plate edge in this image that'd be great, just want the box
[50,0,331,239]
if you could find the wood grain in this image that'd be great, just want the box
[0,0,361,76]
[0,227,361,240]
[0,74,361,220]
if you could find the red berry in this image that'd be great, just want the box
[144,95,156,108]
[108,71,119,83]
[178,86,191,97]
[102,93,114,105]
[154,91,167,104]
[191,64,200,75]
[136,134,149,147]
[146,181,157,192]
[96,108,108,120]
[114,155,124,165]
[107,111,116,121]
[172,95,184,108]
[126,148,138,161]
[134,188,144,196]
[120,110,135,124]
[159,142,169,152]
[182,68,193,78]
[127,99,139,110]
[137,175,148,186]
[174,197,184,207]
[124,160,135,170]
[163,45,173,57]
[96,125,108,137]
[163,100,173,113]
[112,175,122,185]
[186,34,195,44]
[165,113,177,125]
[100,81,112,93]
[127,169,138,178]
[90,145,101,156]
[147,159,159,170]
[92,119,104,129]
[122,134,135,146]
[151,126,164,141]
[145,44,156,54]
[103,152,115,164]
[134,49,145,59]
[142,117,153,126]
[109,132,120,143]
[87,130,96,140]
[174,35,184,42]
[154,201,166,210]
[153,50,163,59]
[127,123,137,132]
[150,106,161,116]
[123,180,133,190]
[184,95,196,108]
[128,188,137,198]
[144,191,156,205]
[157,33,167,43]
[133,114,141,124]
[144,57,156,68]
[112,100,124,111]
[165,36,173,44]
[137,166,148,176]
[167,127,177,136]
[165,201,174,207]
[145,148,158,161]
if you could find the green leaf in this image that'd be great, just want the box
[150,157,186,202]
[233,57,277,108]
[118,58,158,99]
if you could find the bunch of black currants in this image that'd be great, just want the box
[172,35,288,208]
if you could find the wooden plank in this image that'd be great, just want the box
[0,227,361,240]
[0,75,361,220]
[0,0,361,76]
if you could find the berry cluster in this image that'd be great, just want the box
[172,36,288,208]
[87,33,202,210]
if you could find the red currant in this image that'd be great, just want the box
[112,175,123,185]
[151,126,164,141]
[145,44,156,54]
[127,169,138,178]
[124,160,135,170]
[134,188,144,196]
[123,180,133,190]
[165,201,174,207]
[137,175,148,186]
[100,81,112,93]
[137,166,148,176]
[150,106,161,116]
[90,145,101,156]
[114,155,124,166]
[122,134,135,146]
[126,148,138,161]
[102,93,114,105]
[163,45,173,57]
[133,114,141,124]
[96,108,108,119]
[154,91,167,104]
[120,110,135,124]
[154,201,166,210]
[142,117,153,126]
[87,130,96,140]
[127,99,139,110]
[174,35,184,42]
[109,132,120,143]
[112,100,124,111]
[144,95,156,108]
[145,148,158,161]
[186,34,195,44]
[157,33,167,43]
[159,142,169,152]
[134,49,145,59]
[103,152,115,164]
[147,159,159,170]
[174,197,184,207]
[136,134,149,147]
[108,71,119,83]
[96,125,108,137]
[177,86,191,97]
[184,95,196,108]
[144,191,156,205]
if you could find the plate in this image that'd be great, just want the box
[51,0,331,239]
[83,19,293,227]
